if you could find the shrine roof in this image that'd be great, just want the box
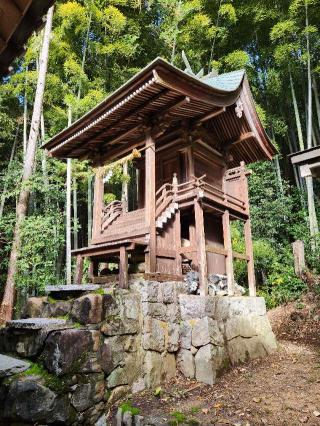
[0,0,55,76]
[43,57,275,167]
[202,69,245,92]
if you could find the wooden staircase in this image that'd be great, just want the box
[156,202,179,230]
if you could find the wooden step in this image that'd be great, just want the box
[156,202,179,230]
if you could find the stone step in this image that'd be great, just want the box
[0,354,30,378]
[6,318,67,330]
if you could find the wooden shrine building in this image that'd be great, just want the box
[43,58,275,296]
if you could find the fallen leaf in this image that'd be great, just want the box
[214,403,223,409]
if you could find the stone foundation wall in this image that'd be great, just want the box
[0,280,277,425]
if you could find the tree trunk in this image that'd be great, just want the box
[313,75,320,131]
[0,6,54,324]
[66,108,72,285]
[77,11,92,100]
[171,0,182,65]
[23,66,28,157]
[306,2,312,150]
[73,177,78,250]
[271,128,284,196]
[305,2,318,245]
[0,126,19,219]
[290,71,304,151]
[40,112,49,207]
[87,175,93,243]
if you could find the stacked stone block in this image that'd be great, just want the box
[0,280,277,425]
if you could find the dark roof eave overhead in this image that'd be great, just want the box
[0,0,55,76]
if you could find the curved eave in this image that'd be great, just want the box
[240,77,276,161]
[42,58,245,157]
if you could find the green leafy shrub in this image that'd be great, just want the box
[258,266,306,309]
[119,401,140,416]
[104,192,117,204]
[16,213,64,295]
[169,411,187,425]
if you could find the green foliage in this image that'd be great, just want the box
[219,4,237,25]
[232,160,312,307]
[258,268,307,309]
[169,411,187,425]
[104,193,117,204]
[222,50,250,71]
[270,20,297,42]
[154,386,162,397]
[19,362,67,393]
[120,401,140,415]
[16,213,65,294]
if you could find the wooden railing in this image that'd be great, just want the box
[156,182,174,217]
[156,173,247,217]
[101,200,123,231]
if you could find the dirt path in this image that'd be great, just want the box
[113,341,320,425]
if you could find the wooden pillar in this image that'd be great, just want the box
[88,258,99,282]
[122,161,128,212]
[92,172,104,241]
[244,218,256,296]
[145,130,156,273]
[194,199,207,295]
[74,255,84,285]
[119,246,128,289]
[172,173,182,275]
[222,210,234,296]
[174,210,182,275]
[186,146,195,179]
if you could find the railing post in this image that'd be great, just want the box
[172,173,178,199]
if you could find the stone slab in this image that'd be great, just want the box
[214,297,266,320]
[45,284,102,294]
[6,318,67,330]
[0,354,30,377]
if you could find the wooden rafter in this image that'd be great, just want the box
[100,96,190,149]
[231,131,255,146]
[194,106,226,125]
